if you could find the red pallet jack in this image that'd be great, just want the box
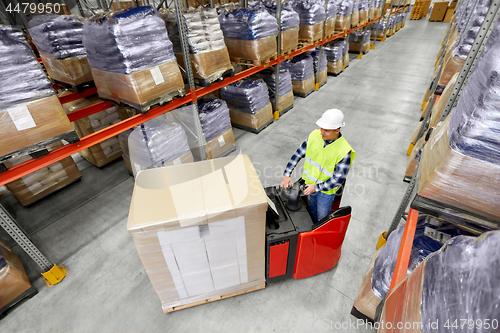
[265,180,352,282]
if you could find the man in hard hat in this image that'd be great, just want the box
[281,109,356,222]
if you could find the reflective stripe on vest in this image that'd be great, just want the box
[302,129,356,195]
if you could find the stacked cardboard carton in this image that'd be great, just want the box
[281,54,315,95]
[0,239,32,309]
[293,0,326,43]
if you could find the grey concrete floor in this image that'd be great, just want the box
[0,19,447,333]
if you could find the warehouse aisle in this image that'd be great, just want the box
[1,19,447,333]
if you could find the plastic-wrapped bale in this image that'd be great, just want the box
[29,14,92,86]
[256,68,294,115]
[353,215,466,320]
[0,239,32,309]
[221,78,273,131]
[308,47,328,87]
[357,0,369,25]
[281,54,315,96]
[325,0,338,36]
[218,6,278,64]
[369,0,383,20]
[335,0,353,31]
[3,142,82,206]
[371,20,386,39]
[351,0,359,27]
[349,29,370,53]
[418,24,500,223]
[262,1,300,55]
[324,40,344,74]
[62,94,130,168]
[0,26,73,158]
[293,0,326,43]
[83,6,185,112]
[379,231,500,333]
[128,116,194,176]
[438,0,489,89]
[161,8,233,85]
[118,128,134,175]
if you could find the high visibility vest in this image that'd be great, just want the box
[302,130,356,195]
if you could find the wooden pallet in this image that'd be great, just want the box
[230,55,277,67]
[281,47,299,58]
[297,39,321,48]
[232,119,274,134]
[52,79,95,93]
[191,69,235,88]
[327,70,343,77]
[280,104,294,115]
[102,89,186,114]
[294,89,315,98]
[164,283,266,313]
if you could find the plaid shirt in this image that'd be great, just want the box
[284,134,352,192]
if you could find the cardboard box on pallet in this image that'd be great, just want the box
[327,59,343,74]
[0,95,73,158]
[281,28,299,55]
[429,1,448,21]
[39,51,93,86]
[292,76,315,95]
[270,90,294,114]
[4,142,82,206]
[174,48,233,82]
[316,68,328,86]
[324,17,336,36]
[349,41,370,53]
[194,127,236,160]
[443,7,455,22]
[225,36,277,63]
[299,22,324,43]
[127,154,267,312]
[229,104,273,131]
[0,239,32,309]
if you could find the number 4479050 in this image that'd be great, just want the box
[6,3,61,14]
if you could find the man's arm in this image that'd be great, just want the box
[313,151,352,192]
[281,139,307,189]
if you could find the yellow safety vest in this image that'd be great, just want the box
[302,130,356,195]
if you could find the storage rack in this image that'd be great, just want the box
[0,0,408,281]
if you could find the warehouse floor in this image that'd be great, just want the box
[1,19,447,333]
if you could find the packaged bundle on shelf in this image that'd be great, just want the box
[418,26,500,222]
[292,0,326,43]
[386,16,395,36]
[29,14,92,86]
[118,128,134,175]
[371,20,386,38]
[324,40,344,74]
[127,154,267,312]
[358,0,369,25]
[263,1,300,55]
[256,68,294,115]
[62,95,130,168]
[221,78,273,132]
[0,239,32,309]
[281,54,315,96]
[308,47,328,87]
[348,29,371,53]
[369,0,383,20]
[379,231,500,333]
[0,26,73,158]
[128,116,194,176]
[162,8,233,85]
[219,5,278,64]
[351,0,359,27]
[335,0,353,32]
[4,142,82,206]
[83,6,185,112]
[325,0,338,36]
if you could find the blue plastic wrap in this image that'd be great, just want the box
[256,68,293,97]
[323,40,344,61]
[83,6,176,74]
[259,1,300,30]
[28,14,86,60]
[327,0,339,18]
[452,0,490,58]
[0,26,54,108]
[280,54,314,81]
[308,47,328,72]
[221,78,270,113]
[218,6,278,39]
[292,0,326,25]
[372,20,386,31]
[358,0,369,11]
[198,98,232,141]
[337,0,353,17]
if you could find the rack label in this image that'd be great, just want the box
[150,66,164,85]
[7,105,37,131]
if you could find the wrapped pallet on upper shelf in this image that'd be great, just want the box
[358,0,369,25]
[29,14,93,87]
[256,67,294,115]
[221,78,273,132]
[0,239,32,309]
[292,0,326,44]
[128,115,194,176]
[379,231,500,333]
[3,141,82,206]
[218,4,278,65]
[418,20,500,223]
[161,7,233,86]
[308,47,328,87]
[0,26,73,159]
[61,94,130,168]
[83,6,185,112]
[260,0,300,55]
[325,0,338,37]
[323,40,344,75]
[369,0,383,20]
[371,20,386,39]
[348,29,371,53]
[335,0,353,32]
[351,0,360,27]
[281,54,315,97]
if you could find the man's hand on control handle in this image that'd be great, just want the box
[281,176,292,189]
[303,184,317,196]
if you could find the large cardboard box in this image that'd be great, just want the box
[175,47,233,81]
[39,51,93,86]
[292,76,315,95]
[281,28,299,55]
[429,1,448,21]
[127,154,268,311]
[225,36,277,62]
[270,90,294,115]
[194,127,236,160]
[324,17,336,36]
[299,22,324,43]
[443,7,455,23]
[0,239,32,309]
[0,95,73,157]
[316,68,327,86]
[229,103,273,131]
[327,59,343,74]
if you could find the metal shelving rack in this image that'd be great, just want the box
[0,0,405,283]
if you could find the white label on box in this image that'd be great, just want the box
[218,135,225,147]
[150,66,164,85]
[173,158,181,166]
[7,105,36,131]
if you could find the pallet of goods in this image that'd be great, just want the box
[293,0,326,45]
[281,54,315,97]
[257,68,294,116]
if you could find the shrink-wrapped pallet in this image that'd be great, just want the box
[292,0,326,43]
[358,0,369,25]
[281,54,315,95]
[261,1,300,54]
[324,40,344,74]
[335,0,353,31]
[0,239,32,309]
[369,0,383,20]
[371,20,386,38]
[29,14,92,86]
[0,26,73,158]
[257,68,294,114]
[349,29,371,53]
[83,6,184,111]
[162,8,233,84]
[325,0,338,36]
[308,47,328,86]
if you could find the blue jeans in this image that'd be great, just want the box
[308,191,336,223]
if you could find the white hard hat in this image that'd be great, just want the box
[316,109,345,129]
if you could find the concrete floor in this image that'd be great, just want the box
[0,19,447,333]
